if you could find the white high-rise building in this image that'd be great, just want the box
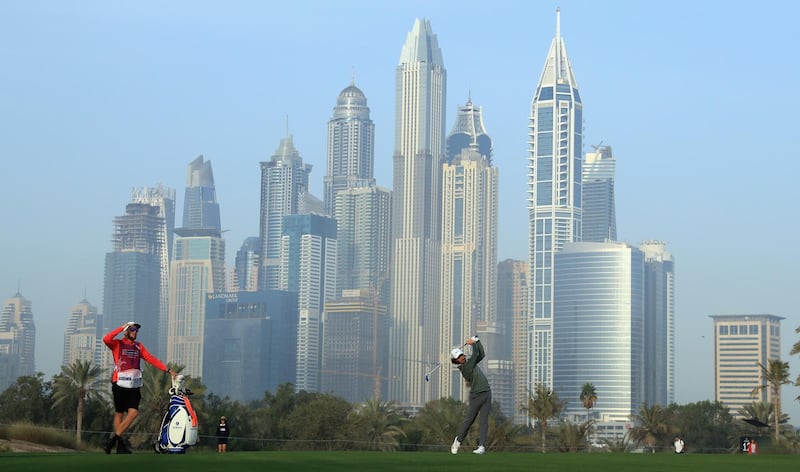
[323,82,375,216]
[389,18,446,408]
[527,8,583,392]
[0,292,36,391]
[63,298,103,367]
[711,314,783,416]
[438,97,498,403]
[259,135,312,290]
[280,213,337,393]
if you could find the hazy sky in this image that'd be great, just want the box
[1,1,798,420]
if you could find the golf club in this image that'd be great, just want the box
[423,339,471,382]
[424,362,441,382]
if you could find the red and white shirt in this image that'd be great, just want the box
[103,325,168,387]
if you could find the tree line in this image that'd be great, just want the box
[0,359,798,453]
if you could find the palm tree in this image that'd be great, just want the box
[51,359,106,446]
[580,383,597,452]
[752,359,791,442]
[350,397,407,451]
[791,327,800,397]
[524,383,566,453]
[628,403,670,451]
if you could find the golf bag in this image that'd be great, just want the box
[153,375,198,454]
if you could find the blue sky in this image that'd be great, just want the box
[1,1,798,419]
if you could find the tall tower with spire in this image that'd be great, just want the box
[323,81,375,216]
[389,18,446,407]
[527,9,583,391]
[258,133,312,290]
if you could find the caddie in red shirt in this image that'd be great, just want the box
[103,321,176,454]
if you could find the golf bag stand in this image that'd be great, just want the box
[153,374,199,454]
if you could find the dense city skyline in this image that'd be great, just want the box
[1,2,798,420]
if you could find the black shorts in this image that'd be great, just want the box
[217,438,228,445]
[112,383,141,413]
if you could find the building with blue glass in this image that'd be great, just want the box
[527,8,584,391]
[103,202,163,349]
[203,291,298,401]
[168,157,225,378]
[581,145,616,242]
[552,241,644,422]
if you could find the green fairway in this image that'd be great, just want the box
[0,451,793,472]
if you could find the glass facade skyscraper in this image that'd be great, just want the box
[641,241,675,407]
[203,290,298,401]
[552,242,644,422]
[581,145,616,242]
[390,18,446,408]
[130,185,176,358]
[103,202,163,349]
[168,157,225,378]
[182,156,221,232]
[527,9,583,391]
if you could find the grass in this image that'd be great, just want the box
[0,450,794,472]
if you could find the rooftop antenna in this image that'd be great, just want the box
[351,66,356,86]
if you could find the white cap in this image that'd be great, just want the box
[451,348,464,359]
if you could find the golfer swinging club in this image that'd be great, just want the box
[450,335,491,455]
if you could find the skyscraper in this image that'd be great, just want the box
[259,135,312,290]
[446,96,492,165]
[0,291,36,392]
[182,156,221,232]
[280,213,337,392]
[321,290,388,403]
[168,156,225,378]
[527,9,583,391]
[552,242,644,422]
[333,184,391,298]
[233,237,260,292]
[130,185,176,358]
[641,241,675,407]
[582,145,616,242]
[438,97,498,403]
[323,82,375,216]
[711,314,783,416]
[63,298,102,367]
[389,18,446,408]
[203,290,298,401]
[498,259,529,424]
[103,202,163,349]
